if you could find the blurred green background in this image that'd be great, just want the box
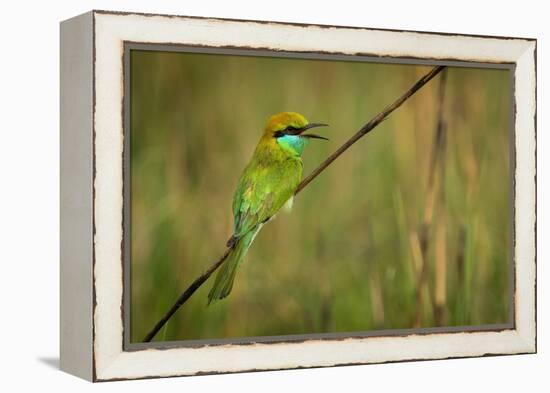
[129,49,511,343]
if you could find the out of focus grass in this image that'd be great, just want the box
[129,50,511,343]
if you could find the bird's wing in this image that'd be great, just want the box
[232,158,302,239]
[232,167,275,237]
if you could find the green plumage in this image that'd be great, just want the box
[208,112,327,304]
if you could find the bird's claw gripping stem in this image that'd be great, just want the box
[226,235,238,248]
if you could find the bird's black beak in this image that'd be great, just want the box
[299,123,329,141]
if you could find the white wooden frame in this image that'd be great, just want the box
[60,10,536,382]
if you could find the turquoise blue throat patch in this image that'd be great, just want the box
[276,134,308,156]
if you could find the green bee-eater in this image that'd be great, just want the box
[208,112,328,304]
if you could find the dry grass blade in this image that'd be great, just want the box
[413,68,448,327]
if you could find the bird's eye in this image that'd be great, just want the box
[285,125,297,132]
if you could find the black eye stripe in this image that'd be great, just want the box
[274,126,302,138]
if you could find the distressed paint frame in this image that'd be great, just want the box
[60,10,536,382]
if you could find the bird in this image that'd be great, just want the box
[207,112,329,304]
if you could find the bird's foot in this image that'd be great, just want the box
[226,235,238,248]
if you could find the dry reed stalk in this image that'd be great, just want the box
[434,216,447,324]
[413,68,447,327]
[369,274,385,326]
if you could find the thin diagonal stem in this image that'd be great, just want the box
[295,66,446,194]
[141,247,233,343]
[142,65,446,342]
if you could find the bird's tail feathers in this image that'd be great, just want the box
[208,229,257,305]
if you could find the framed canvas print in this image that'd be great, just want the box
[60,10,537,381]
